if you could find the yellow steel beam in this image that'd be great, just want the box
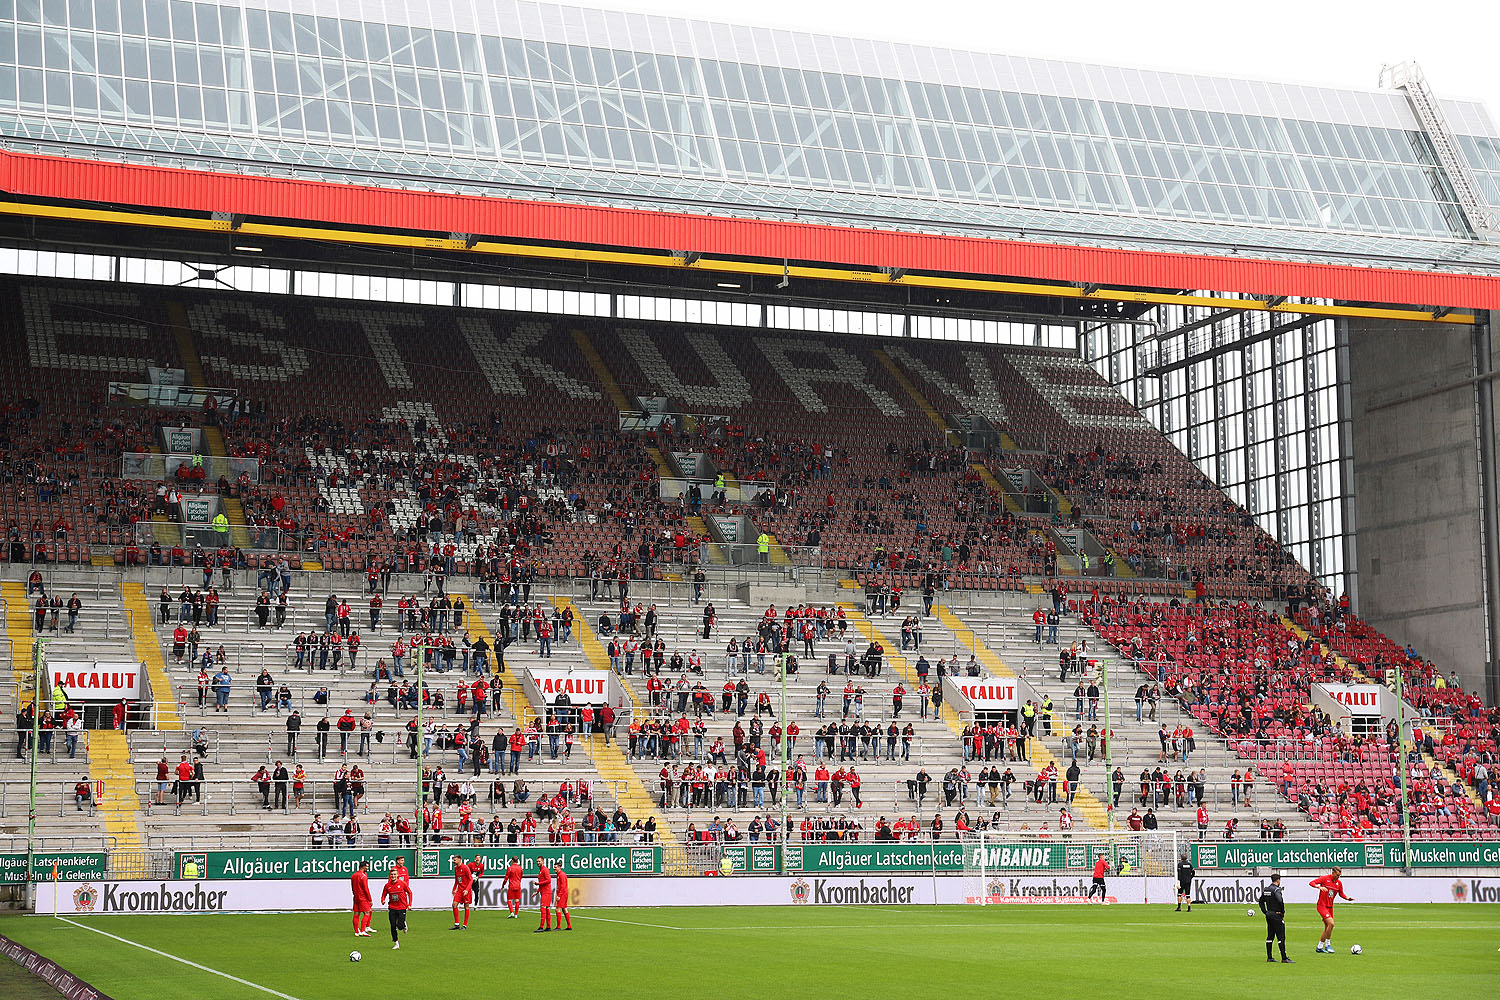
[0,200,1477,325]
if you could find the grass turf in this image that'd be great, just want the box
[0,951,71,1000]
[0,904,1495,999]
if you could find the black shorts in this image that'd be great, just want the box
[388,909,407,931]
[1178,880,1192,896]
[1265,916,1285,938]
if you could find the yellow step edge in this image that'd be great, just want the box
[549,597,678,848]
[202,426,228,459]
[969,462,1024,515]
[685,514,727,566]
[837,604,964,738]
[86,730,147,869]
[120,582,182,732]
[2,581,38,705]
[936,605,1112,831]
[462,601,527,727]
[550,598,643,714]
[762,532,792,567]
[167,300,206,387]
[644,446,676,481]
[872,348,961,448]
[571,329,632,412]
[1282,615,1488,816]
[1051,488,1075,519]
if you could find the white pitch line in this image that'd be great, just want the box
[57,917,308,1000]
[568,913,686,931]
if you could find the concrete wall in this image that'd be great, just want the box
[1348,318,1494,695]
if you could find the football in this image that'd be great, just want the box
[1350,945,1363,955]
[1247,908,1255,916]
[349,951,362,963]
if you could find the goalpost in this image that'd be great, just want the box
[958,829,1175,905]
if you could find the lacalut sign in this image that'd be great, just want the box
[527,668,610,705]
[955,679,1019,710]
[46,661,142,700]
[1321,683,1383,715]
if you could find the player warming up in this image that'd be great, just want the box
[381,859,412,950]
[1086,855,1109,903]
[450,856,474,930]
[1174,853,1194,912]
[534,860,554,932]
[1258,873,1294,963]
[504,856,524,918]
[1309,867,1353,953]
[553,864,572,931]
[351,859,374,936]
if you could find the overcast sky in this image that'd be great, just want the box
[585,0,1500,109]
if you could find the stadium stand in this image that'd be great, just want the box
[3,276,1499,872]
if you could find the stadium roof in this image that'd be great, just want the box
[5,0,1500,306]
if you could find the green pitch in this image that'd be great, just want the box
[0,905,1495,999]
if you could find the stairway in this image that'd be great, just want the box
[572,330,632,412]
[549,597,680,849]
[971,463,1025,516]
[1281,616,1491,820]
[462,603,525,727]
[872,349,961,449]
[838,604,965,739]
[955,604,1318,836]
[120,583,182,732]
[2,581,37,696]
[87,730,148,876]
[686,514,727,566]
[936,606,1111,830]
[168,301,256,552]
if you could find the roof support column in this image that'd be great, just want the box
[1473,312,1500,705]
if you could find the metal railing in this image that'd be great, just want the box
[107,381,236,409]
[134,521,285,552]
[0,780,101,818]
[639,772,1297,824]
[120,453,262,483]
[11,610,136,642]
[132,775,631,819]
[620,730,945,766]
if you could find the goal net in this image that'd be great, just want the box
[958,830,1168,905]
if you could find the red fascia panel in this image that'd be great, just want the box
[4,149,1499,310]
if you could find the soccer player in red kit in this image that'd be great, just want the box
[504,856,523,918]
[534,860,553,932]
[1309,867,1353,953]
[1087,856,1110,902]
[381,860,412,949]
[450,855,475,929]
[351,859,373,936]
[553,864,572,931]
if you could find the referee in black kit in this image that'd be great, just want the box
[1258,874,1294,963]
[1175,854,1194,911]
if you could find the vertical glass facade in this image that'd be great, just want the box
[1084,308,1350,593]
